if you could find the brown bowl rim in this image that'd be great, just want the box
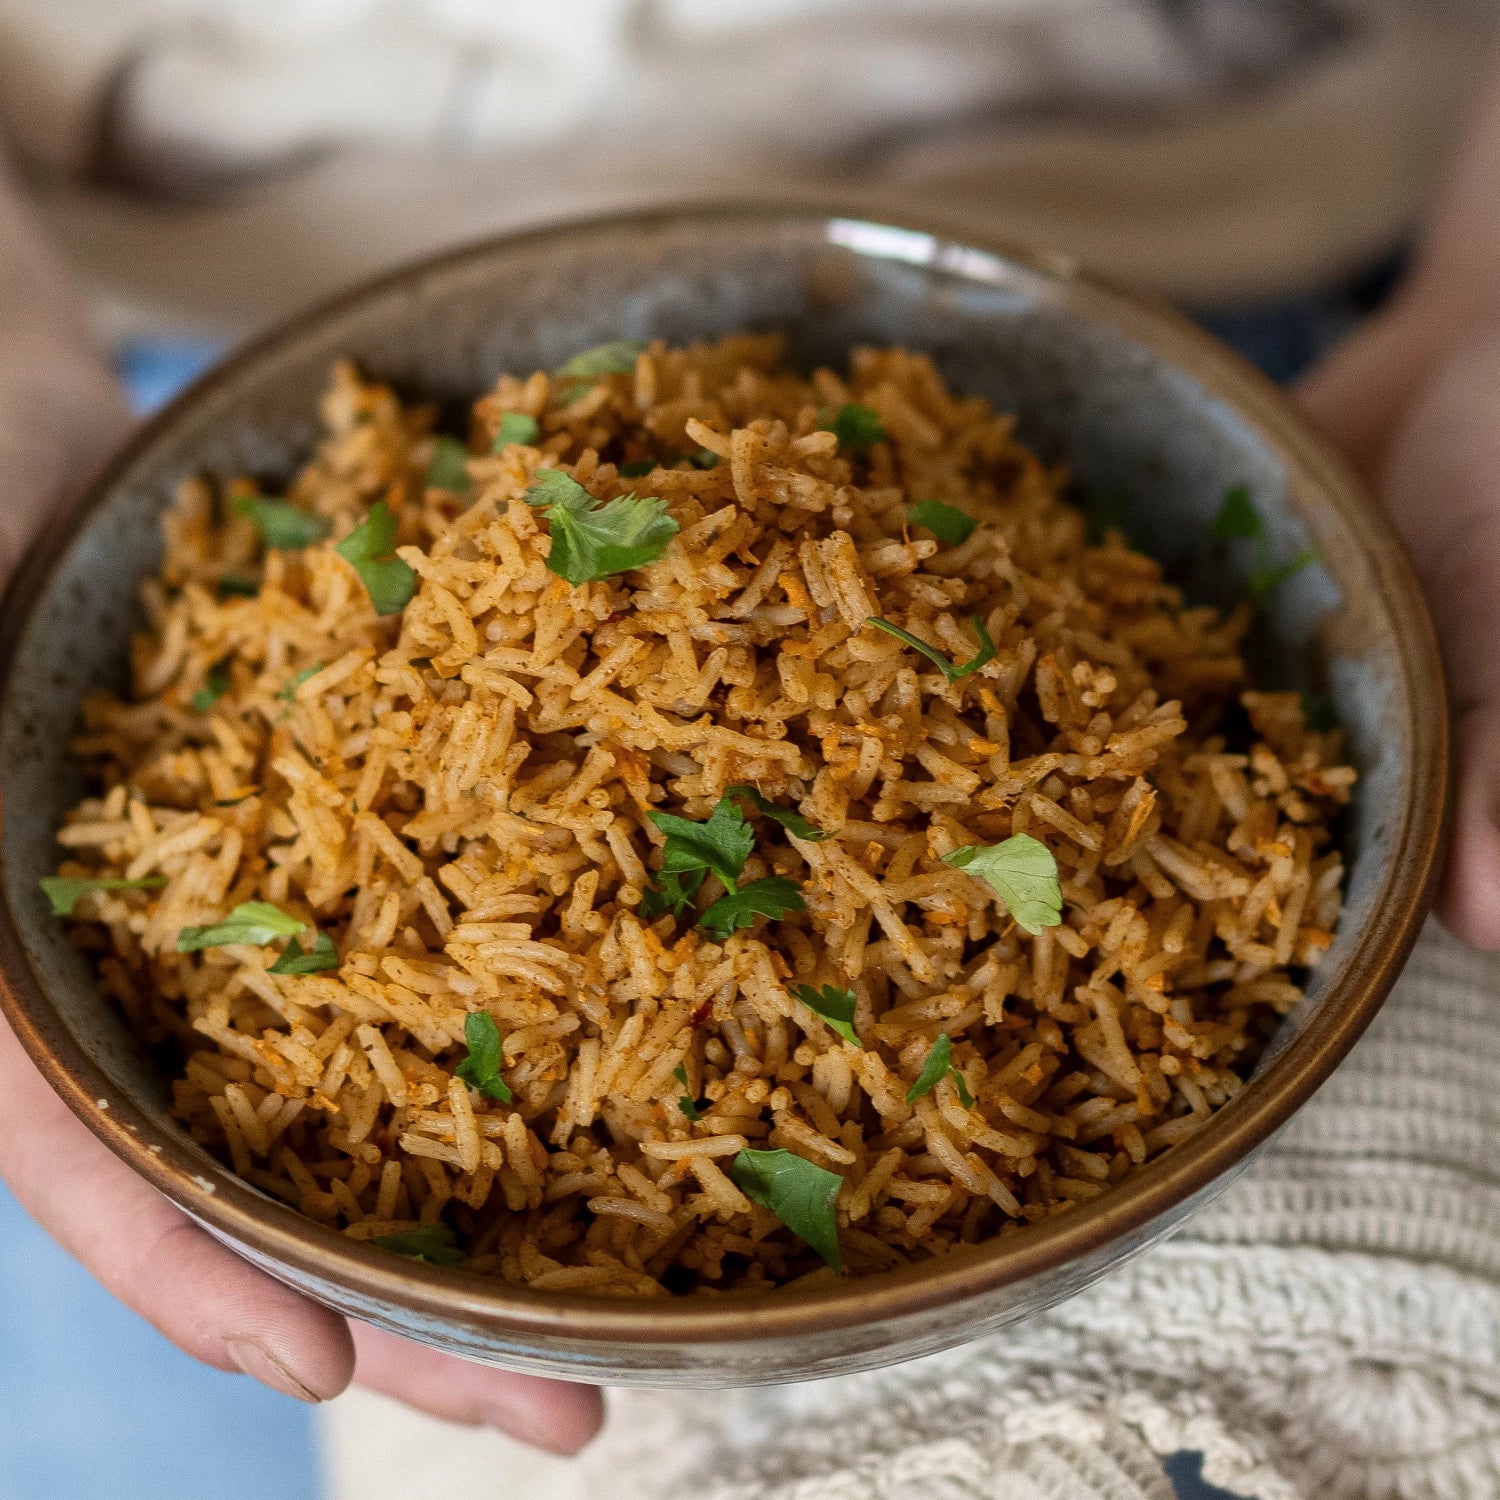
[0,200,1450,1348]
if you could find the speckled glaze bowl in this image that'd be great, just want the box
[0,205,1448,1386]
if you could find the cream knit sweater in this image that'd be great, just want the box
[321,924,1500,1500]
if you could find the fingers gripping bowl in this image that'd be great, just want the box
[0,208,1447,1384]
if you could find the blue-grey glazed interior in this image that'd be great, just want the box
[0,207,1445,1385]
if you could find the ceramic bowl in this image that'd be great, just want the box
[0,205,1449,1386]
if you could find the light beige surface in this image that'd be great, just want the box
[0,0,1493,337]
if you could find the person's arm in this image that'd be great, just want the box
[1298,47,1500,948]
[0,163,602,1450]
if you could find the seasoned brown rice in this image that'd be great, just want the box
[49,336,1354,1294]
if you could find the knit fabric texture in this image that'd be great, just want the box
[321,923,1500,1500]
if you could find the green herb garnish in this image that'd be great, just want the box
[724,784,828,842]
[1083,490,1133,547]
[190,663,230,712]
[820,403,885,454]
[335,500,417,616]
[523,468,678,586]
[905,1032,973,1107]
[424,435,471,493]
[691,449,720,470]
[698,876,805,942]
[492,413,540,451]
[40,875,167,917]
[277,663,323,702]
[942,833,1061,935]
[267,932,340,975]
[370,1224,463,1266]
[557,340,646,382]
[793,984,861,1047]
[232,496,331,551]
[730,1148,842,1271]
[217,576,260,598]
[672,1062,702,1122]
[618,459,656,478]
[639,868,705,920]
[648,799,755,893]
[909,500,977,547]
[454,1011,513,1104]
[866,615,996,684]
[176,900,306,952]
[1212,485,1317,602]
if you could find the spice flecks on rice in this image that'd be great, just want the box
[51,337,1353,1294]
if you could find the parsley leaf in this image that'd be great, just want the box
[1212,485,1262,540]
[277,663,323,702]
[1212,485,1317,601]
[424,435,471,493]
[176,901,306,952]
[217,575,260,598]
[268,931,340,975]
[904,1032,973,1107]
[820,403,885,454]
[866,615,996,684]
[370,1224,463,1266]
[335,500,417,616]
[793,984,861,1047]
[617,459,656,478]
[492,413,540,451]
[698,876,804,942]
[691,448,720,470]
[909,500,977,547]
[41,875,167,917]
[454,1011,513,1104]
[724,784,828,842]
[673,1061,702,1122]
[1250,548,1318,603]
[648,799,755,892]
[557,340,647,382]
[942,833,1062,935]
[1083,490,1133,547]
[232,495,331,551]
[639,868,705,920]
[523,468,678,586]
[190,662,230,712]
[731,1148,842,1271]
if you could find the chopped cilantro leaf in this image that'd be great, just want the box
[723,784,828,841]
[190,662,230,712]
[1212,485,1263,540]
[492,413,540,451]
[793,984,861,1047]
[691,449,720,470]
[820,403,885,454]
[730,1148,842,1271]
[866,615,996,684]
[217,575,260,598]
[618,459,656,478]
[909,500,977,547]
[673,1062,702,1122]
[943,833,1062,935]
[556,340,646,382]
[370,1224,462,1266]
[176,901,306,952]
[523,468,678,586]
[41,875,167,917]
[454,1011,512,1104]
[335,500,417,615]
[232,495,330,551]
[424,435,471,493]
[904,1033,975,1107]
[1212,485,1318,601]
[649,799,755,892]
[277,663,323,702]
[640,868,705,921]
[697,876,804,942]
[268,931,340,975]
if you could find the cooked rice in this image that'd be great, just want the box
[51,336,1354,1294]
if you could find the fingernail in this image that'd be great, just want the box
[224,1338,323,1404]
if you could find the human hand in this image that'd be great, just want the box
[0,1010,604,1447]
[1299,311,1500,947]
